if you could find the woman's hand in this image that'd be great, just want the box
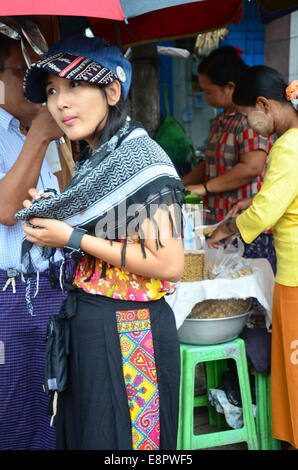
[23,187,53,208]
[23,218,73,248]
[207,223,231,249]
[184,184,206,196]
[207,217,239,249]
[226,197,253,217]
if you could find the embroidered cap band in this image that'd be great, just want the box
[23,35,132,103]
[24,52,118,103]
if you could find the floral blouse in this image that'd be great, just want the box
[73,254,175,301]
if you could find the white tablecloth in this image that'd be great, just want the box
[165,258,275,331]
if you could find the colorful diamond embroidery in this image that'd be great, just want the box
[116,309,160,450]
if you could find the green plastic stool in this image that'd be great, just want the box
[177,338,259,450]
[255,372,281,450]
[206,360,228,428]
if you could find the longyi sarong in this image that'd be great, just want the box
[0,266,66,450]
[55,289,180,450]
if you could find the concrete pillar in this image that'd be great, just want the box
[130,43,160,137]
[264,14,290,81]
[289,11,298,81]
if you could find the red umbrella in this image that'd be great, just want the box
[1,1,297,48]
[89,0,243,47]
[0,0,125,21]
[0,1,243,48]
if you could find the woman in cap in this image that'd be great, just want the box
[208,65,298,450]
[16,36,185,450]
[182,47,276,273]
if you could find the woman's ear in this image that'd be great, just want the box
[224,81,236,97]
[256,96,271,113]
[226,81,236,92]
[105,80,121,106]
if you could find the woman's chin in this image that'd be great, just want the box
[63,129,85,142]
[254,129,274,138]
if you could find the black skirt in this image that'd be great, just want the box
[55,289,180,450]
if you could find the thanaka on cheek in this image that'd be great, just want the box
[247,110,274,137]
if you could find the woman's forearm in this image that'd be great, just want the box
[207,150,267,194]
[181,161,205,186]
[80,234,184,282]
[207,163,258,193]
[23,207,185,282]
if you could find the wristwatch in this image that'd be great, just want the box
[65,227,87,252]
[202,182,210,196]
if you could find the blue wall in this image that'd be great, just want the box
[158,0,265,119]
[220,0,265,67]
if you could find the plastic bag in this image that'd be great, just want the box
[193,208,221,237]
[203,236,253,280]
[181,205,204,282]
[183,203,203,251]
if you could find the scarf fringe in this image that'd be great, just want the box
[17,121,185,286]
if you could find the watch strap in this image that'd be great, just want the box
[202,182,210,195]
[65,227,87,252]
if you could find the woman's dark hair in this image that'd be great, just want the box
[79,83,128,274]
[90,84,128,150]
[233,65,288,107]
[198,46,249,86]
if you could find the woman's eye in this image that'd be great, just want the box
[46,87,56,96]
[71,80,80,88]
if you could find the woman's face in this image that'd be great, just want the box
[198,73,234,110]
[46,73,110,145]
[236,102,275,137]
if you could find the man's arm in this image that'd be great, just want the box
[0,108,63,226]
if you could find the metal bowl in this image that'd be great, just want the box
[178,311,250,345]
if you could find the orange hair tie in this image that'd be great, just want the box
[285,80,298,101]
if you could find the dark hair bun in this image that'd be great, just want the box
[233,65,288,107]
[198,46,248,87]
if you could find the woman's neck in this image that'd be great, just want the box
[224,104,236,115]
[275,104,298,137]
[275,111,298,137]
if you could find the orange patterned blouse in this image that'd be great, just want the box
[73,249,175,302]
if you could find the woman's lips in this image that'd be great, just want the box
[62,116,77,126]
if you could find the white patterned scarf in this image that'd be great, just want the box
[15,120,185,276]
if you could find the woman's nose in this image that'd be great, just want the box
[56,90,70,109]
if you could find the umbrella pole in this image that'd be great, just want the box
[113,21,123,51]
